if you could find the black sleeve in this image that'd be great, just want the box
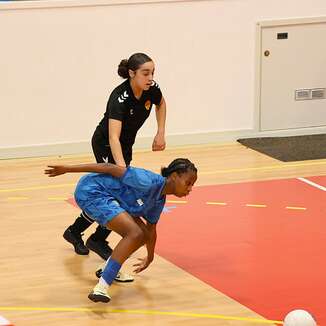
[107,95,126,121]
[150,81,163,105]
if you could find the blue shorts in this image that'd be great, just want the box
[75,193,125,226]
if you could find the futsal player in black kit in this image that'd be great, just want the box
[63,53,166,262]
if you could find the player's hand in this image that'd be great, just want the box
[44,165,67,177]
[152,133,166,151]
[133,257,152,273]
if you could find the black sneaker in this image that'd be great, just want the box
[86,237,113,260]
[63,227,89,255]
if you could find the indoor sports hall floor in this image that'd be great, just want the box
[1,143,325,325]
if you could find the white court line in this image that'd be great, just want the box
[297,177,326,192]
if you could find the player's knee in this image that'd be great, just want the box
[128,227,146,245]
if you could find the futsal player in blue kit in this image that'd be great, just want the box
[45,158,197,303]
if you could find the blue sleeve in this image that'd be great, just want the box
[144,202,165,224]
[121,167,161,192]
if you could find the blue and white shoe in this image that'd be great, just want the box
[95,263,134,282]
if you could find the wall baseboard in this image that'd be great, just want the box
[1,126,326,160]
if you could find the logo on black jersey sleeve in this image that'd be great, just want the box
[118,91,129,103]
[151,81,160,89]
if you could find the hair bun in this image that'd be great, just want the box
[160,167,169,177]
[118,59,129,79]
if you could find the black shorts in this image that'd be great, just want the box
[91,127,132,165]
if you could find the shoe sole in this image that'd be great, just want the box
[114,278,134,283]
[63,232,89,255]
[88,293,110,303]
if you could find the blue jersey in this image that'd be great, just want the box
[74,166,166,224]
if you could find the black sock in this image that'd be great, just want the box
[90,225,112,242]
[69,211,94,234]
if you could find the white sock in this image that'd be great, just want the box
[99,277,108,287]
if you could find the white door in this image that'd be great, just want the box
[260,20,326,131]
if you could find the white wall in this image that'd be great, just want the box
[1,0,326,158]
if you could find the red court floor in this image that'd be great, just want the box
[68,175,325,324]
[156,175,326,324]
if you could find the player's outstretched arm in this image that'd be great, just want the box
[133,223,157,273]
[45,163,126,178]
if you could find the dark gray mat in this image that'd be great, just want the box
[237,134,326,162]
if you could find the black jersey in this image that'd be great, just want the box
[97,79,162,147]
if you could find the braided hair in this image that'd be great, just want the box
[161,158,197,177]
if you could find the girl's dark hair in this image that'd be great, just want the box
[118,53,153,79]
[161,158,197,178]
